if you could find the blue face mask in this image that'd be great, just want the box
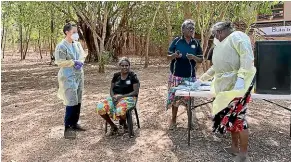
[71,33,79,41]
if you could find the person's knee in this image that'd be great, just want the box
[96,105,107,115]
[116,107,127,117]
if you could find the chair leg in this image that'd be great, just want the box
[105,121,108,134]
[134,107,140,128]
[126,110,134,138]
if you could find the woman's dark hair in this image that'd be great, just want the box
[63,22,77,35]
[118,57,131,66]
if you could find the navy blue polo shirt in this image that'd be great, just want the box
[168,36,203,78]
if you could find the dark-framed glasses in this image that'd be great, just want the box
[120,65,129,67]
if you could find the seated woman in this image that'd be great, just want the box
[97,57,139,136]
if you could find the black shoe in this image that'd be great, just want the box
[72,124,86,131]
[64,127,76,139]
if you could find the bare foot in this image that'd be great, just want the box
[224,147,239,156]
[233,154,250,162]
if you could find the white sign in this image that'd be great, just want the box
[257,26,291,36]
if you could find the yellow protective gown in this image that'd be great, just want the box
[200,31,256,115]
[54,40,87,106]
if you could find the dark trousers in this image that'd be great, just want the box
[65,103,81,128]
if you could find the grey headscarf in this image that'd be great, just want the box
[181,19,195,34]
[210,21,234,36]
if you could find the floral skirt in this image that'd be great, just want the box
[212,97,249,133]
[166,74,196,110]
[97,96,137,120]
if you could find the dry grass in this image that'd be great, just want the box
[1,53,291,162]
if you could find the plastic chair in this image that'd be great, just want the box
[105,83,141,138]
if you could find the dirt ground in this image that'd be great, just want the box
[1,53,291,162]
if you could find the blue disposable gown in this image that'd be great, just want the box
[54,39,87,106]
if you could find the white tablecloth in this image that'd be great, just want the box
[175,90,291,100]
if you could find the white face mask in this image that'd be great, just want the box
[213,38,220,45]
[71,33,79,41]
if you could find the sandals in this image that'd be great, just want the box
[106,127,120,136]
[169,123,178,130]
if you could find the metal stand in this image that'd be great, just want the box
[262,99,291,137]
[187,98,214,146]
[187,98,193,146]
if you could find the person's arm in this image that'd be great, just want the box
[187,54,203,63]
[167,38,181,60]
[110,74,118,98]
[110,83,115,98]
[76,41,88,64]
[232,35,254,80]
[200,66,215,82]
[54,45,75,67]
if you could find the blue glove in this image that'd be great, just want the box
[74,60,83,70]
[190,79,202,90]
[233,77,244,90]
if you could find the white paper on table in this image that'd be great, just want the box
[198,86,211,91]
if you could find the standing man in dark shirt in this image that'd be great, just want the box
[166,19,203,130]
[97,57,139,135]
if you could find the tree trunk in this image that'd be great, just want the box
[23,27,31,59]
[139,36,143,56]
[1,14,5,52]
[50,9,54,64]
[38,30,42,59]
[144,3,160,68]
[162,2,172,45]
[2,28,7,59]
[12,32,16,53]
[46,39,49,56]
[183,1,192,20]
[98,5,108,73]
[19,23,23,60]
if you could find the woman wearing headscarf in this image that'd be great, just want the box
[54,22,87,139]
[166,19,203,130]
[196,21,256,162]
[97,57,139,136]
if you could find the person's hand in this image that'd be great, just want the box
[112,95,122,106]
[113,94,123,102]
[74,64,82,70]
[192,79,202,89]
[172,51,182,59]
[74,60,83,70]
[233,77,245,90]
[186,53,196,60]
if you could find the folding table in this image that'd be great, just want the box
[175,89,291,146]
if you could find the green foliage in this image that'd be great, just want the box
[100,51,113,65]
[1,1,278,54]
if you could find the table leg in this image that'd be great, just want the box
[187,97,193,146]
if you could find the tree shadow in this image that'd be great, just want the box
[167,100,291,162]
